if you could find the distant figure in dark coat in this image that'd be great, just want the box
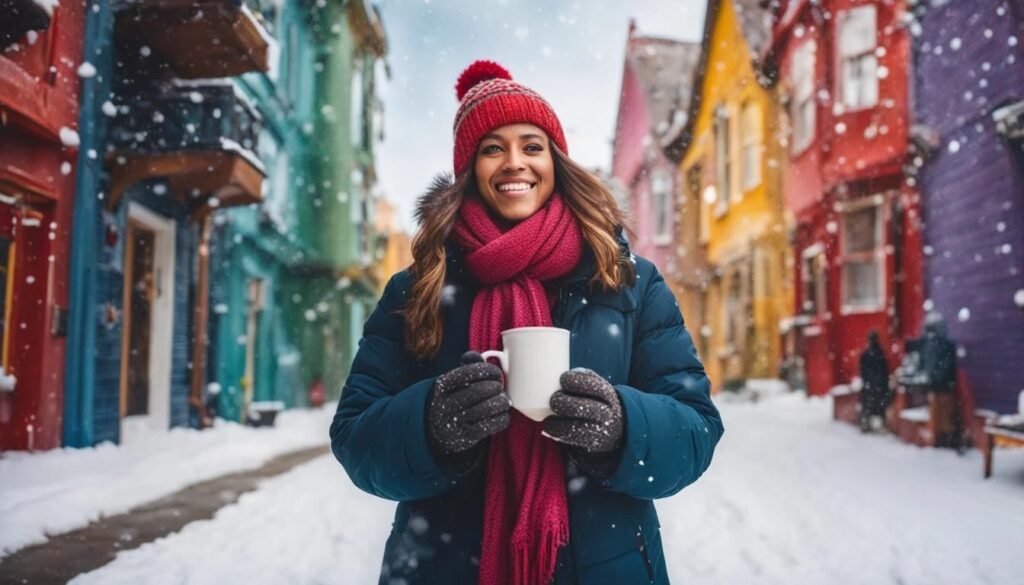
[920,314,961,448]
[858,331,891,432]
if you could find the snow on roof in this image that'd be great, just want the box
[733,0,774,59]
[626,35,702,144]
[32,0,59,17]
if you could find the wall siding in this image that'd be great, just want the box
[915,1,1024,414]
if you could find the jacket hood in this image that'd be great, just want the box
[413,172,458,228]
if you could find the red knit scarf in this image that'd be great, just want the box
[452,194,583,585]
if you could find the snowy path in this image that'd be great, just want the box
[0,408,334,559]
[71,394,1024,584]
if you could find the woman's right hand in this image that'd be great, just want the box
[427,351,511,455]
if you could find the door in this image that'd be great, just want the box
[125,223,155,417]
[241,279,264,421]
[120,204,176,441]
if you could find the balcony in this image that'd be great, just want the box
[107,81,265,215]
[114,0,271,78]
[0,0,52,48]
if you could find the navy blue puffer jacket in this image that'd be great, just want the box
[330,237,723,584]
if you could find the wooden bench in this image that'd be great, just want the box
[981,416,1024,479]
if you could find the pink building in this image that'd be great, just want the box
[611,21,701,278]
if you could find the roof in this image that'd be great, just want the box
[662,0,777,163]
[625,35,703,147]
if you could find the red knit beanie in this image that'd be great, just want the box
[452,60,569,176]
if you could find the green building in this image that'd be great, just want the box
[208,0,388,422]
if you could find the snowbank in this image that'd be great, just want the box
[0,406,335,559]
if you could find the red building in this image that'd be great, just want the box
[766,0,925,396]
[0,1,82,449]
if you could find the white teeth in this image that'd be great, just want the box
[497,182,532,192]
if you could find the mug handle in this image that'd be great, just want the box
[480,350,508,374]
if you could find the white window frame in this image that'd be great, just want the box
[838,5,879,110]
[790,40,816,154]
[651,168,673,245]
[740,100,762,191]
[839,196,886,314]
[713,105,731,217]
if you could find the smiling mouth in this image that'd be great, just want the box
[495,182,536,195]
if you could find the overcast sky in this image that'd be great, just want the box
[373,0,707,229]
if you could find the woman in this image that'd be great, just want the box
[330,60,723,585]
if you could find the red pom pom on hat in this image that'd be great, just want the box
[455,60,512,101]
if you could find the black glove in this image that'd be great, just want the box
[427,351,510,456]
[543,368,624,453]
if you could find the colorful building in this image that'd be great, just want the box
[63,0,269,446]
[207,0,388,421]
[372,197,412,286]
[612,21,701,281]
[669,0,791,390]
[0,0,83,450]
[765,0,925,397]
[910,0,1024,416]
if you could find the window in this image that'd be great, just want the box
[685,165,705,245]
[740,101,762,191]
[801,244,827,314]
[713,105,731,216]
[257,129,288,226]
[351,59,365,149]
[651,168,672,244]
[725,271,743,348]
[841,202,884,310]
[287,23,301,101]
[838,5,878,110]
[791,40,816,153]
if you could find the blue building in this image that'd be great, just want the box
[64,0,270,446]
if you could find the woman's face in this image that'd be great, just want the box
[473,123,556,222]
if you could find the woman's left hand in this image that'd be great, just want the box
[542,368,624,453]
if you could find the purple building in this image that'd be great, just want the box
[911,0,1024,415]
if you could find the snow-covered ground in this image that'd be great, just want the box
[0,407,334,559]
[7,394,1024,584]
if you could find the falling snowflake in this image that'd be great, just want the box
[948,140,961,153]
[1014,289,1024,308]
[102,101,118,117]
[59,127,80,147]
[77,62,97,78]
[567,477,587,494]
[608,323,621,337]
[957,307,970,322]
[441,284,457,306]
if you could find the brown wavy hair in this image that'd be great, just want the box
[401,147,636,360]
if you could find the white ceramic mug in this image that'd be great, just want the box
[481,327,570,422]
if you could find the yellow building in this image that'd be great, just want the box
[666,0,792,391]
[371,197,413,289]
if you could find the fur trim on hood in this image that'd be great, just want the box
[413,172,457,228]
